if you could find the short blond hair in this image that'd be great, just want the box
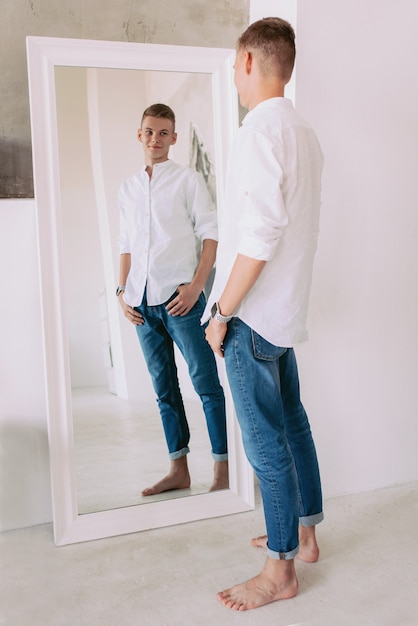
[237,17,296,83]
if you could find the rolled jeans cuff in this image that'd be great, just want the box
[169,446,190,461]
[299,511,324,527]
[212,452,228,462]
[267,544,299,561]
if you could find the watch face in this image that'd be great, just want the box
[211,302,217,317]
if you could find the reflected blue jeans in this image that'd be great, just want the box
[224,318,323,560]
[135,291,227,461]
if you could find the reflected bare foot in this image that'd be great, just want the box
[217,557,298,611]
[141,456,191,496]
[209,460,229,492]
[251,526,320,563]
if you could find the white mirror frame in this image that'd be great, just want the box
[26,36,254,546]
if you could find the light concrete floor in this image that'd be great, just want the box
[1,481,417,625]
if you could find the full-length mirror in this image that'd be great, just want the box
[27,36,254,545]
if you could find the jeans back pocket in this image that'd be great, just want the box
[251,330,287,361]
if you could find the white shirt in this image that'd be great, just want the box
[205,98,323,347]
[119,159,218,306]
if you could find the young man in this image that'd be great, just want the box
[205,18,324,611]
[118,103,228,497]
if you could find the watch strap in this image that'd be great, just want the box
[211,301,233,323]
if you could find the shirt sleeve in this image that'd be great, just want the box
[235,128,288,261]
[186,170,218,242]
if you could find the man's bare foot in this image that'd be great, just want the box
[141,456,191,496]
[217,557,298,611]
[298,525,320,563]
[251,525,320,563]
[251,535,268,549]
[209,460,229,491]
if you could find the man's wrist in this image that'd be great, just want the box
[116,285,126,296]
[211,301,233,324]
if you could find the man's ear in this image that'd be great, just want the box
[171,132,178,145]
[244,51,253,74]
[137,128,142,142]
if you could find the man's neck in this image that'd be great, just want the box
[247,82,285,111]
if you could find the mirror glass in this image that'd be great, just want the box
[55,66,219,514]
[26,36,254,545]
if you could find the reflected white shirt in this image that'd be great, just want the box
[119,159,217,306]
[205,98,323,347]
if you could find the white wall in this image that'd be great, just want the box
[1,0,418,532]
[295,0,418,495]
[0,200,51,530]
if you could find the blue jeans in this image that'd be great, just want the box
[224,318,323,560]
[135,291,227,462]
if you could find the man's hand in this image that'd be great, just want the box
[166,283,200,316]
[118,295,144,326]
[205,318,228,358]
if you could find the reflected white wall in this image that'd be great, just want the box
[55,66,215,402]
[55,67,108,390]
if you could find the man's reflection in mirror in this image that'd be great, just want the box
[117,103,228,496]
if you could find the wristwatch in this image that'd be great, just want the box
[116,285,126,296]
[211,302,233,324]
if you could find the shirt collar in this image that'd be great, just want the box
[141,159,174,173]
[242,97,292,125]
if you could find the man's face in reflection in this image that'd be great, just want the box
[137,116,177,165]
